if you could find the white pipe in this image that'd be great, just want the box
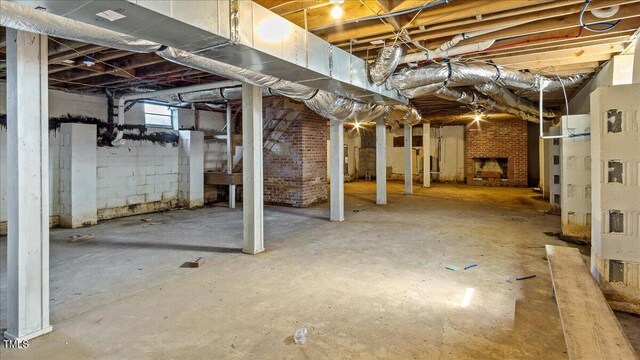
[113,80,241,145]
[400,21,532,64]
[402,40,495,63]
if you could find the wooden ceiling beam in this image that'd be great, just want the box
[489,42,624,67]
[469,37,631,62]
[321,0,558,44]
[334,0,637,51]
[500,53,615,70]
[49,53,163,85]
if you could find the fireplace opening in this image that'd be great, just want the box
[473,158,508,180]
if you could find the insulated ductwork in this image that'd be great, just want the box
[390,62,586,92]
[474,83,556,119]
[398,83,541,123]
[0,1,421,129]
[158,47,420,124]
[369,45,403,86]
[171,87,274,103]
[0,1,162,53]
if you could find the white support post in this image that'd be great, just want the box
[5,29,52,341]
[226,102,236,209]
[423,123,431,188]
[404,124,413,194]
[242,84,264,254]
[376,117,387,205]
[330,120,345,221]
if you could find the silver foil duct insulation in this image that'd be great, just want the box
[400,84,540,123]
[389,62,586,92]
[0,1,162,53]
[158,47,420,124]
[369,46,403,86]
[474,83,556,119]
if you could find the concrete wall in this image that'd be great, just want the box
[0,84,211,234]
[560,115,591,242]
[591,83,640,314]
[339,125,463,183]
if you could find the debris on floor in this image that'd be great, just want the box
[464,263,477,270]
[189,257,206,268]
[446,265,460,271]
[294,327,308,345]
[516,275,536,281]
[68,234,94,243]
[141,218,153,222]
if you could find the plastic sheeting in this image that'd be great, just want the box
[368,46,403,86]
[0,1,162,53]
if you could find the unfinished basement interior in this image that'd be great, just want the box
[1,0,640,359]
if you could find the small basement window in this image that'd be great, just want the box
[144,103,173,128]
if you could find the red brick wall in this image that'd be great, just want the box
[263,106,328,207]
[465,119,528,187]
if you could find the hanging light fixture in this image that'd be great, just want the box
[82,55,96,67]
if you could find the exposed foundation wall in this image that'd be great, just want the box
[591,83,640,314]
[0,84,211,234]
[263,108,328,207]
[465,119,528,187]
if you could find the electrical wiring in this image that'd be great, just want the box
[579,0,621,33]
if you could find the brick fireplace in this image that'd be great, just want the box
[465,119,528,187]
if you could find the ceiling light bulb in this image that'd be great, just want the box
[473,114,482,122]
[354,121,361,129]
[82,56,95,67]
[330,5,343,19]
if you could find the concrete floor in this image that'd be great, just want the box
[1,182,638,359]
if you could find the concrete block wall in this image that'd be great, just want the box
[1,85,218,234]
[591,83,640,314]
[59,123,98,228]
[548,126,562,207]
[560,115,592,241]
[96,142,179,219]
[263,107,327,207]
[0,131,60,233]
[465,119,528,187]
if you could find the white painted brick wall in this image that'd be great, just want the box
[0,84,211,229]
[96,141,179,209]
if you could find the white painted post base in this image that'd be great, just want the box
[242,84,264,254]
[330,120,345,221]
[423,123,431,188]
[5,29,52,341]
[404,125,413,194]
[376,117,387,205]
